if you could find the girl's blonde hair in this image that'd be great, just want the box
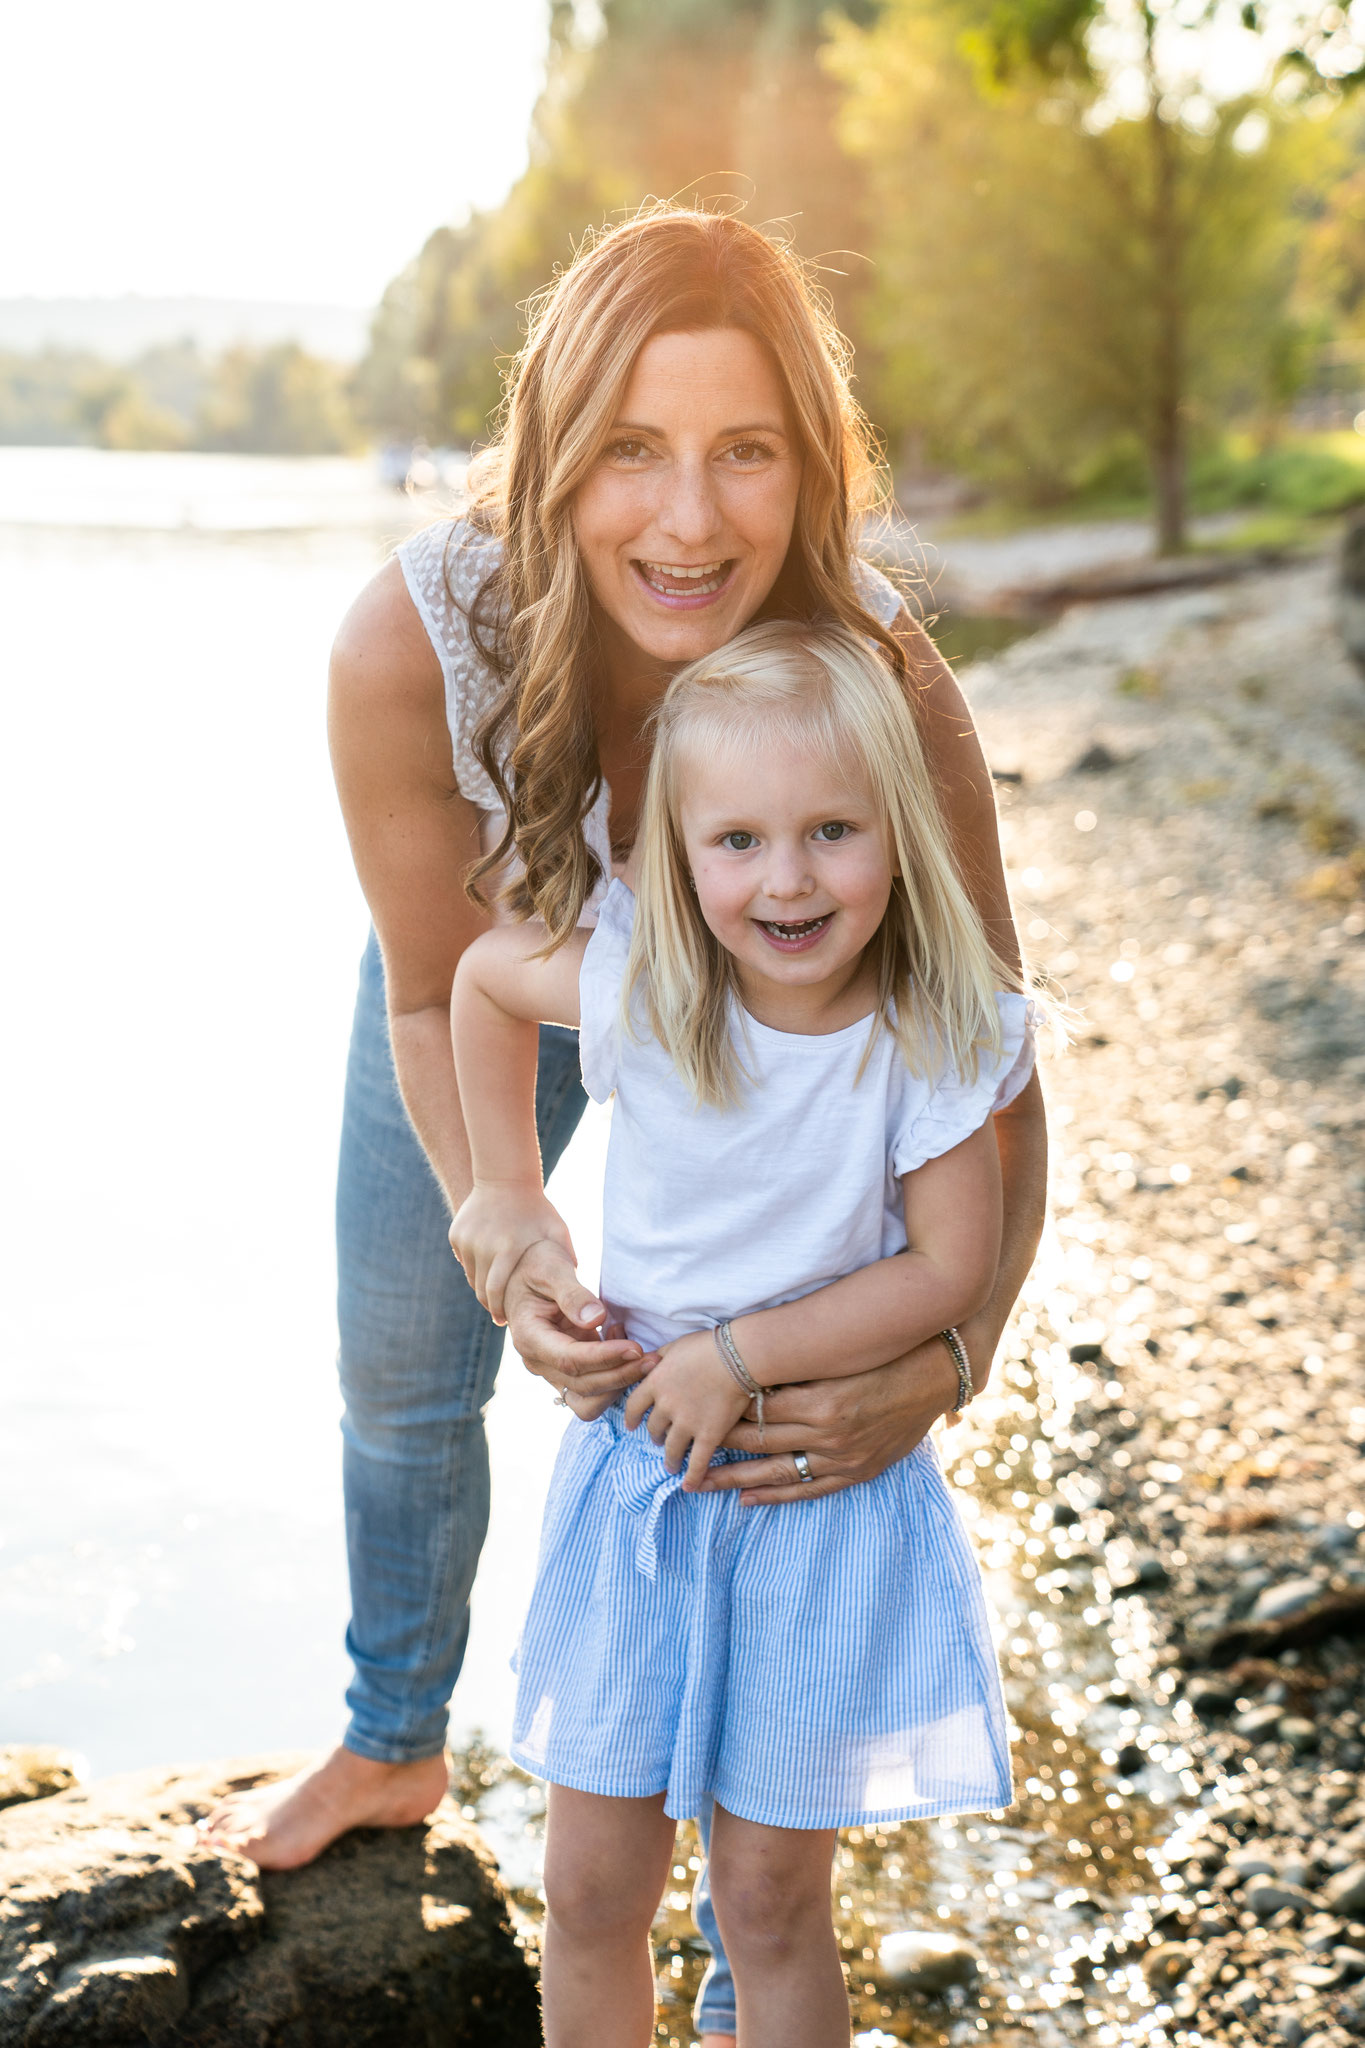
[628,622,1017,1108]
[458,202,911,945]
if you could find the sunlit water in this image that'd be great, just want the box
[0,448,602,1775]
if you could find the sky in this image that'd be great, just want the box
[0,0,550,309]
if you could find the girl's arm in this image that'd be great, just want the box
[731,1119,1002,1388]
[448,923,589,1323]
[625,1120,1002,1485]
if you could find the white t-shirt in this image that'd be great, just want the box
[396,519,908,926]
[580,880,1035,1352]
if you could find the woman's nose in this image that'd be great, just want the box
[657,456,722,548]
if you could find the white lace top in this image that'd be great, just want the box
[396,517,906,926]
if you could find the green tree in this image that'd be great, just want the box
[356,0,877,446]
[197,343,358,455]
[832,0,1357,549]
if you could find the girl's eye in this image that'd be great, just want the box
[816,822,850,841]
[722,831,756,851]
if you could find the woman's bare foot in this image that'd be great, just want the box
[199,1744,450,1870]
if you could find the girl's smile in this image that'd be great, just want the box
[756,911,834,953]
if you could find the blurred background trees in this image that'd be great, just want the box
[350,0,1365,551]
[11,0,1365,546]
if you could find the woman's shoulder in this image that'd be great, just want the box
[331,555,444,712]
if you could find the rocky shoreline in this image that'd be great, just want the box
[939,551,1365,2046]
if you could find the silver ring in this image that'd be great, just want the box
[793,1452,814,1484]
[554,1390,570,1408]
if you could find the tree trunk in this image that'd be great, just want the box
[1146,31,1187,555]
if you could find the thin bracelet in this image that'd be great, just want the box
[714,1321,766,1448]
[940,1326,974,1419]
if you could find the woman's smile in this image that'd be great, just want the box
[632,557,737,607]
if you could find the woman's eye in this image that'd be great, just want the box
[724,440,773,465]
[816,822,850,841]
[605,438,649,464]
[722,831,756,851]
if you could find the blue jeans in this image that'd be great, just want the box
[335,933,736,2036]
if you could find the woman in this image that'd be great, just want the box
[204,207,1047,2045]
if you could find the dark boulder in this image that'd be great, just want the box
[0,1753,541,2047]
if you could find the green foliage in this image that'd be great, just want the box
[0,338,357,453]
[198,343,358,455]
[827,0,1333,539]
[355,0,873,446]
[1189,433,1365,513]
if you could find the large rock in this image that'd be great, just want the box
[0,1754,541,2046]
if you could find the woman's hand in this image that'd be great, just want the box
[503,1240,650,1403]
[449,1182,575,1325]
[623,1331,752,1488]
[699,1325,969,1504]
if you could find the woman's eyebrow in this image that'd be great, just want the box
[610,419,787,438]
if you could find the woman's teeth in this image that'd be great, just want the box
[639,559,731,596]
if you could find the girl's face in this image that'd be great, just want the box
[678,728,894,1012]
[572,328,803,676]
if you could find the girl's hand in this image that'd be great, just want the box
[560,1386,617,1422]
[449,1183,574,1325]
[623,1331,752,1489]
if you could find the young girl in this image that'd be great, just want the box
[450,621,1035,2048]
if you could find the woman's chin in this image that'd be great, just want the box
[618,591,756,664]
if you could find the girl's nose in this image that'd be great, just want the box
[657,456,722,548]
[762,847,815,901]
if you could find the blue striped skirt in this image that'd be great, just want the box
[509,1401,1013,1829]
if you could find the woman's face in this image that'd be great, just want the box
[572,327,803,675]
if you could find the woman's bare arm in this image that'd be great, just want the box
[328,559,488,1209]
[328,564,640,1382]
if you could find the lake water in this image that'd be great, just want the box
[0,447,607,1776]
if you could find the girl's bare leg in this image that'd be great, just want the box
[708,1806,846,2048]
[541,1785,677,2048]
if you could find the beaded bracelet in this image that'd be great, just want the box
[940,1325,975,1419]
[713,1320,766,1447]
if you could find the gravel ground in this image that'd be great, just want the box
[941,554,1365,2048]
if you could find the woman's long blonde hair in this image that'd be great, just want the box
[457,202,909,945]
[628,622,1017,1108]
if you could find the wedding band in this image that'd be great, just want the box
[793,1452,814,1483]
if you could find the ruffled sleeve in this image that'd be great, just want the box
[578,880,636,1102]
[892,994,1036,1177]
[852,555,906,630]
